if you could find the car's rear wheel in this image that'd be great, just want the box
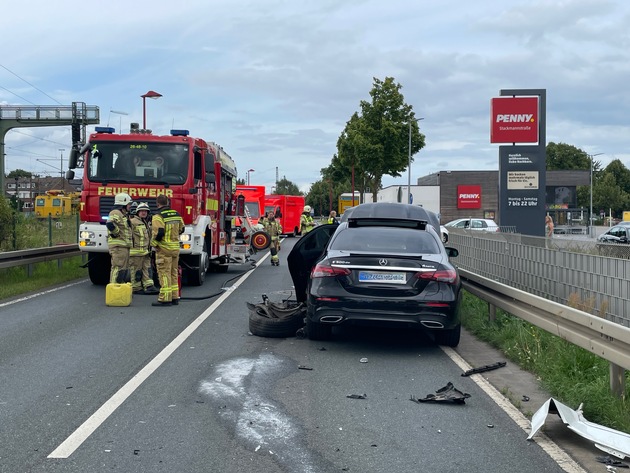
[306,318,332,340]
[434,324,461,347]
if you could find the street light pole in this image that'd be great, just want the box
[247,168,255,185]
[59,148,65,183]
[141,90,163,129]
[589,152,604,238]
[407,117,424,204]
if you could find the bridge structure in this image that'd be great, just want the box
[0,102,100,192]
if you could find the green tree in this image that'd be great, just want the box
[546,142,592,170]
[6,169,33,179]
[593,172,630,217]
[603,159,630,192]
[275,176,301,195]
[0,195,14,248]
[236,177,246,185]
[337,77,425,202]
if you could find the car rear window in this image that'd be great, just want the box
[329,226,441,254]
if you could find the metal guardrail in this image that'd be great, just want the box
[460,267,630,396]
[0,245,82,270]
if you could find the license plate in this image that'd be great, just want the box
[358,271,406,284]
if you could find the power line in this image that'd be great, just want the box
[0,63,62,105]
[0,84,35,105]
[9,129,69,148]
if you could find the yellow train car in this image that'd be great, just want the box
[34,190,76,218]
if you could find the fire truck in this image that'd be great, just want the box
[264,194,305,236]
[68,124,267,286]
[235,185,266,224]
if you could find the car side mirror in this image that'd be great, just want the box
[445,247,458,258]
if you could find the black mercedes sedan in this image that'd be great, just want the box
[287,203,462,346]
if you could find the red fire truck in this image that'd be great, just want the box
[69,124,263,286]
[235,185,266,224]
[264,194,305,236]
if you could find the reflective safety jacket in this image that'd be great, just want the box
[300,213,315,234]
[263,219,282,240]
[130,215,151,256]
[151,207,184,256]
[107,208,132,248]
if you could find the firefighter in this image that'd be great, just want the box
[106,193,133,283]
[151,194,184,306]
[129,202,159,295]
[300,205,316,235]
[263,210,283,266]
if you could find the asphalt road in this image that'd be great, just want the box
[0,239,585,473]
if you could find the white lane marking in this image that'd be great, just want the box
[0,280,88,308]
[48,260,265,459]
[441,346,587,473]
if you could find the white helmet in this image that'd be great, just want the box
[136,202,150,213]
[303,205,312,213]
[114,193,132,206]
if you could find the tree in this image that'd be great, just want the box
[275,176,301,195]
[593,172,630,217]
[6,169,33,179]
[236,177,246,185]
[546,142,592,170]
[603,159,630,192]
[0,196,14,248]
[337,77,425,202]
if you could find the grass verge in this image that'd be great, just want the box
[461,291,630,434]
[0,256,88,301]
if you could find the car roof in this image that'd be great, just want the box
[340,202,441,234]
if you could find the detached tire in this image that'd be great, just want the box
[251,231,271,250]
[249,307,305,338]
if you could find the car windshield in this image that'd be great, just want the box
[86,142,189,184]
[329,226,441,254]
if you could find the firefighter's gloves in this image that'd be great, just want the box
[155,228,165,242]
[106,221,116,231]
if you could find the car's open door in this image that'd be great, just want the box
[287,224,338,303]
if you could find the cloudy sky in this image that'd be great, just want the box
[2,0,629,193]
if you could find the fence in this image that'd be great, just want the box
[1,213,80,251]
[450,229,630,396]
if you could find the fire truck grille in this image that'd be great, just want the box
[99,197,159,217]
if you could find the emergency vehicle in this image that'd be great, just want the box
[235,185,266,223]
[68,124,266,286]
[264,194,304,236]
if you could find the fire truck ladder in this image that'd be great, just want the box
[0,102,100,191]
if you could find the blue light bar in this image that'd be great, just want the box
[95,126,115,134]
[170,129,189,136]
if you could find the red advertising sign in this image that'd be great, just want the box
[457,185,481,209]
[490,97,539,143]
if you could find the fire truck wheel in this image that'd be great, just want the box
[251,231,271,250]
[248,306,305,338]
[88,253,111,285]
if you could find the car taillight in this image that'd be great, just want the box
[311,263,351,278]
[415,269,458,284]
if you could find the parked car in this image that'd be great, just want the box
[287,203,463,346]
[597,225,630,244]
[596,225,630,258]
[444,218,499,232]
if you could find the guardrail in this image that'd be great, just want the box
[460,267,630,397]
[0,245,83,270]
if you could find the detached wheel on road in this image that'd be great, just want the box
[251,231,271,251]
[248,304,305,338]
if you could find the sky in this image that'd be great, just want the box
[2,0,630,194]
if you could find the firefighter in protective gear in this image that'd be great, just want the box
[106,193,133,283]
[300,205,315,235]
[151,195,184,306]
[129,202,159,294]
[263,211,283,266]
